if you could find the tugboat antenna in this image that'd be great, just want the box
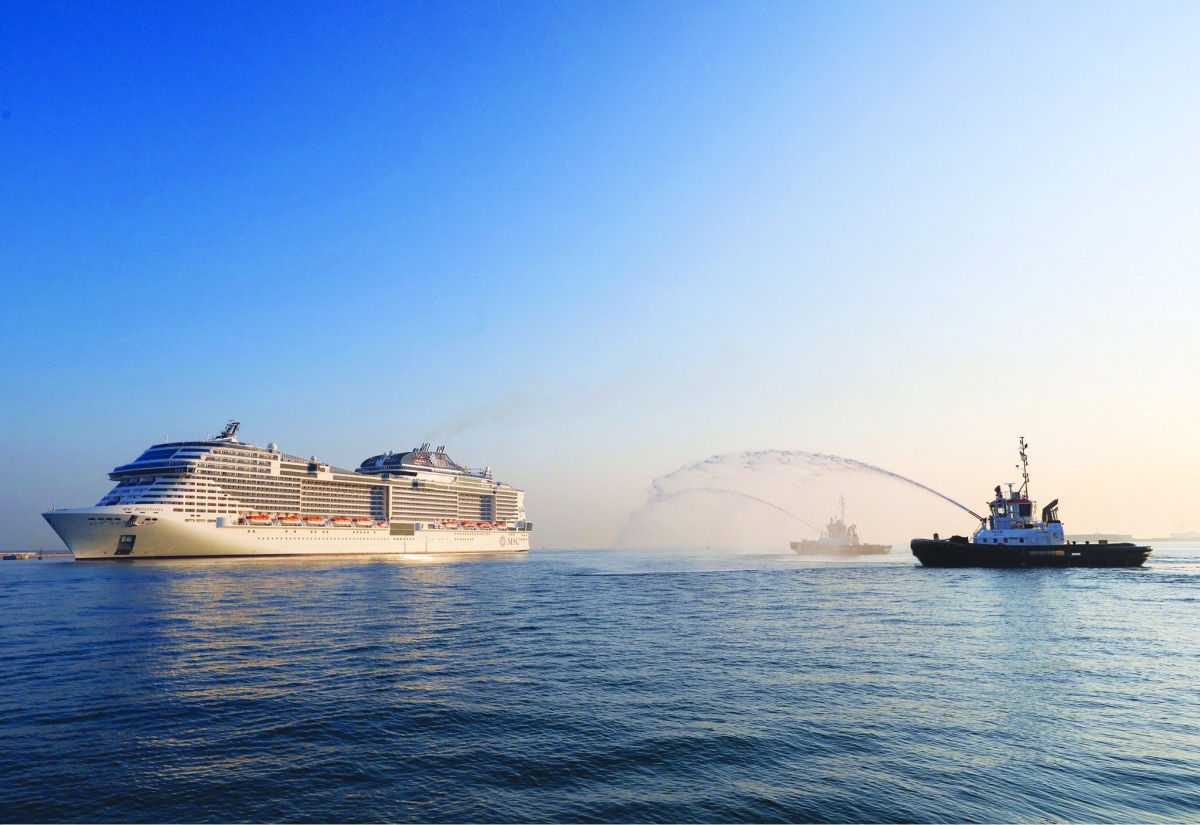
[1018,437,1030,498]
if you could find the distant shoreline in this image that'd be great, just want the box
[1,552,72,560]
[1068,534,1199,544]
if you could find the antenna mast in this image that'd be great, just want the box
[1017,437,1030,498]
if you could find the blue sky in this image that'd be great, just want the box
[3,1,1199,549]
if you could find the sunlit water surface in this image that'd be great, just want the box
[2,545,1198,823]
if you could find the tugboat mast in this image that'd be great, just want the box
[1017,437,1030,498]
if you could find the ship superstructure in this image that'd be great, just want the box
[43,421,532,559]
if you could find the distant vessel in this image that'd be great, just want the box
[43,421,532,560]
[790,497,890,556]
[911,438,1152,568]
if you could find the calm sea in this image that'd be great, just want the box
[2,546,1198,823]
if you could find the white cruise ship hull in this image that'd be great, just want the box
[43,508,531,560]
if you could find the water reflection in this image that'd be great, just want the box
[77,554,531,720]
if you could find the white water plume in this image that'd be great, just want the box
[615,450,982,552]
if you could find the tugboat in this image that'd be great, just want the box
[791,497,891,556]
[911,438,1152,568]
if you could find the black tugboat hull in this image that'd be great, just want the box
[910,537,1152,568]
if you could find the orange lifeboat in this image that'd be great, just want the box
[303,516,326,526]
[278,514,302,526]
[478,521,493,530]
[494,521,508,529]
[352,518,374,528]
[245,514,272,526]
[376,520,389,528]
[461,521,477,529]
[330,517,352,527]
[442,519,459,528]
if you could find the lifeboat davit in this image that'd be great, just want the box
[303,516,326,526]
[330,517,352,527]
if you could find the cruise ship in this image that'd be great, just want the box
[43,422,532,560]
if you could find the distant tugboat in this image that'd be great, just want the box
[791,497,891,556]
[911,438,1152,568]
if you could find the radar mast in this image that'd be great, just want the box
[1017,436,1030,498]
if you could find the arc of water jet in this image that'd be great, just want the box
[682,449,986,523]
[652,487,825,536]
[621,450,987,549]
[805,453,986,523]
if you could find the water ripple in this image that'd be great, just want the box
[2,546,1199,822]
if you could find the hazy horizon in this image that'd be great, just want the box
[3,1,1198,551]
